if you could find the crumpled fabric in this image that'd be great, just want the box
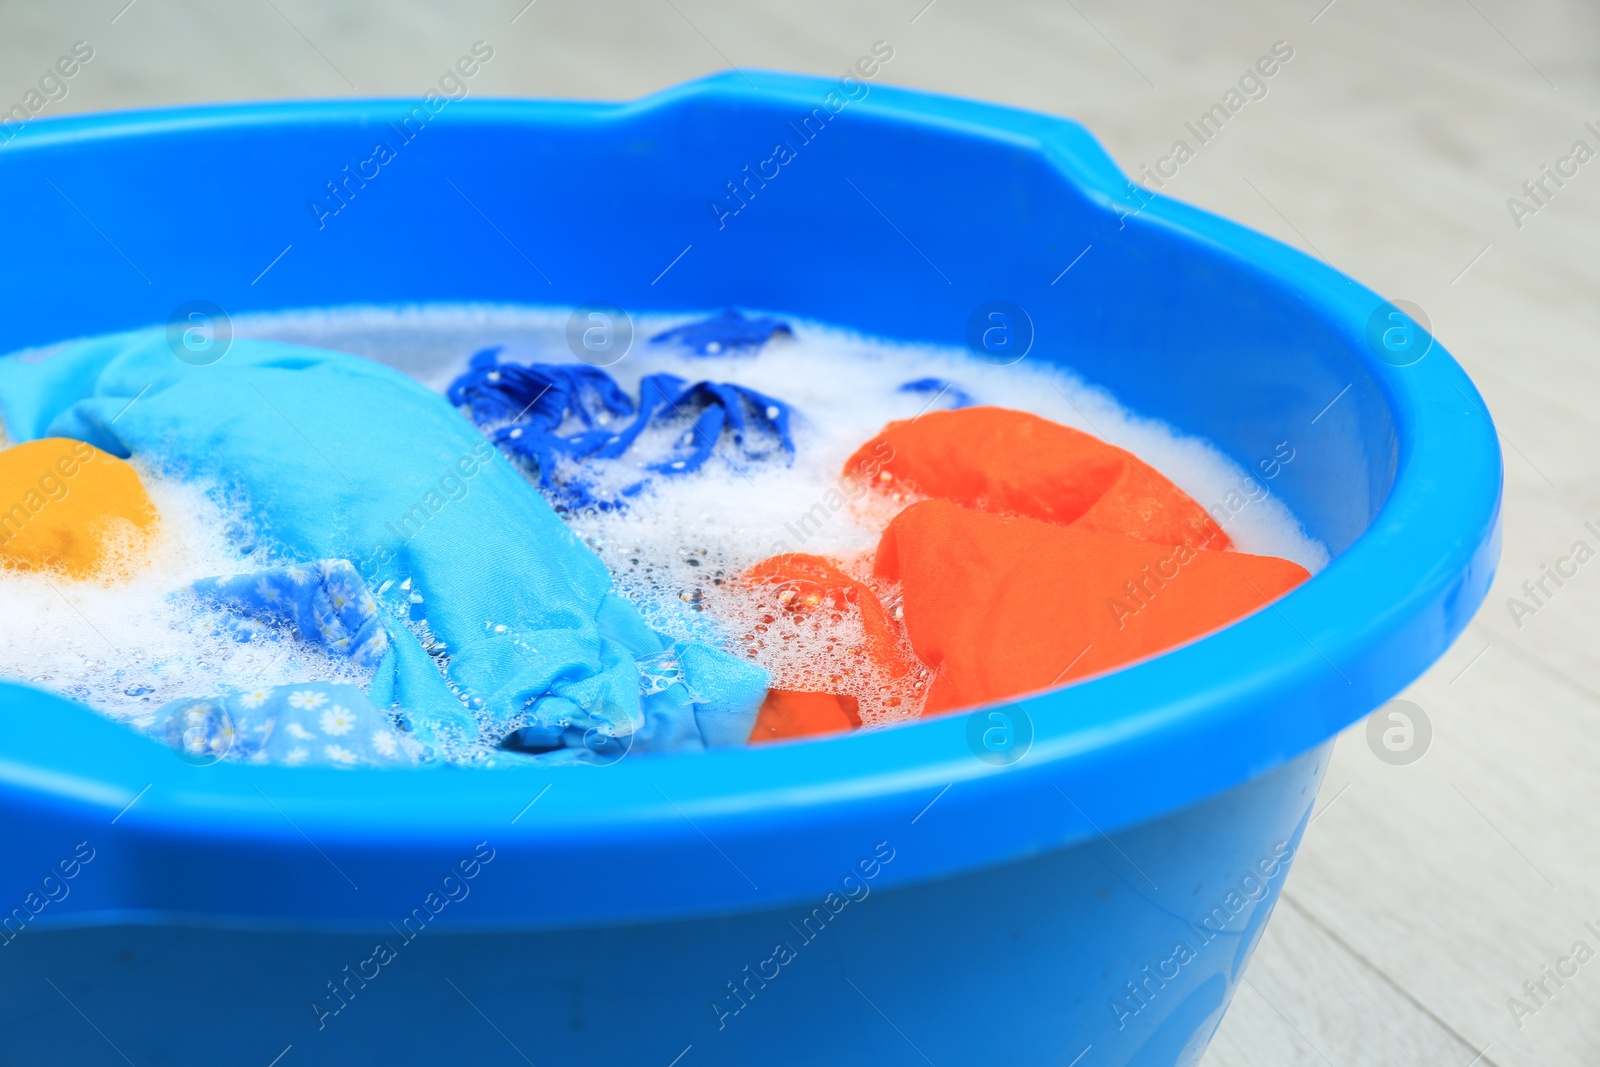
[847,406,1231,551]
[449,349,795,510]
[874,499,1309,715]
[446,349,634,510]
[447,348,635,430]
[747,405,1311,739]
[742,554,912,746]
[649,309,792,356]
[158,681,419,768]
[748,689,861,746]
[184,559,392,671]
[606,373,794,477]
[0,330,768,759]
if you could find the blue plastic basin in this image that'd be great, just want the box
[0,73,1500,1066]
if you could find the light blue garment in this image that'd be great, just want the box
[159,682,419,768]
[0,330,768,757]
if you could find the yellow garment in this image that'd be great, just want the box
[0,438,157,579]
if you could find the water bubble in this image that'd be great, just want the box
[565,301,635,368]
[166,299,234,367]
[1366,698,1431,765]
[1364,299,1433,367]
[163,698,234,766]
[965,300,1034,367]
[965,706,1034,766]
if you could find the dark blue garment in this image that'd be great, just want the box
[899,377,976,410]
[448,347,633,430]
[446,348,635,509]
[595,373,795,477]
[449,351,795,510]
[649,309,792,356]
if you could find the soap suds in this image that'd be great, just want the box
[0,303,1329,742]
[0,472,370,731]
[240,303,1330,725]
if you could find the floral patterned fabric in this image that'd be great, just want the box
[184,559,391,670]
[159,681,421,768]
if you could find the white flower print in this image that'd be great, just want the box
[324,744,358,765]
[371,731,399,758]
[287,722,315,740]
[285,747,309,765]
[327,580,355,613]
[238,689,270,709]
[254,578,279,602]
[319,706,355,736]
[285,565,310,585]
[288,689,328,711]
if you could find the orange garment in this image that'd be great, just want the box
[874,499,1309,716]
[844,406,1230,550]
[742,407,1311,742]
[749,690,861,745]
[0,437,157,580]
[740,553,919,743]
[744,553,912,679]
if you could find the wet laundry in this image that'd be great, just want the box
[449,348,794,510]
[648,308,793,356]
[746,406,1309,741]
[184,559,392,671]
[0,436,157,580]
[0,329,769,763]
[847,406,1230,550]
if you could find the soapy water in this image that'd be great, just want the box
[0,473,372,732]
[0,303,1329,747]
[240,304,1330,727]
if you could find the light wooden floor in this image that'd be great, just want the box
[6,1,1599,1063]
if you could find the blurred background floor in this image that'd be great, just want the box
[6,1,1600,1063]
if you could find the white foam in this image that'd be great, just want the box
[0,471,370,731]
[0,304,1331,741]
